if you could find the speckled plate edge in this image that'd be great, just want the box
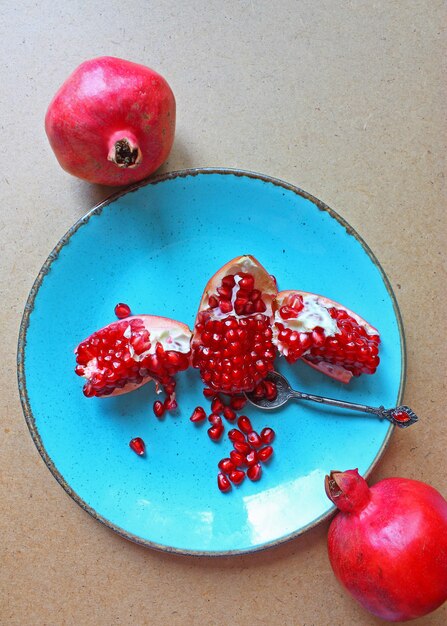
[17,167,406,556]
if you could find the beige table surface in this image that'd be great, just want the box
[1,2,446,625]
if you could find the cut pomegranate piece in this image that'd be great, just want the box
[75,315,192,405]
[129,437,145,456]
[273,290,380,383]
[191,255,278,394]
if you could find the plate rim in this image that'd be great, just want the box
[17,167,406,556]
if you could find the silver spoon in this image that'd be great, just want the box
[244,371,419,429]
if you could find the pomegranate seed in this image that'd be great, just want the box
[264,381,277,401]
[230,396,247,410]
[258,445,274,462]
[245,450,259,466]
[233,441,251,455]
[228,428,245,443]
[230,450,246,467]
[247,463,262,481]
[153,400,165,418]
[208,425,224,441]
[279,305,299,320]
[229,469,245,485]
[237,415,253,434]
[114,302,131,319]
[190,406,206,422]
[203,388,216,398]
[238,274,254,291]
[129,437,145,456]
[260,427,275,444]
[218,458,235,474]
[219,300,233,314]
[211,396,225,414]
[247,431,262,447]
[222,406,237,421]
[164,396,178,411]
[208,413,222,426]
[217,473,231,493]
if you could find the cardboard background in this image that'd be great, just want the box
[1,1,445,624]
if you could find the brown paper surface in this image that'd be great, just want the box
[1,1,446,624]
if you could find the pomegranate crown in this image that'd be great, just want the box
[324,468,371,513]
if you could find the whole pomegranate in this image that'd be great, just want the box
[45,56,175,186]
[325,469,447,622]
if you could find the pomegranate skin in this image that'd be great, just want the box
[327,472,447,622]
[45,56,175,186]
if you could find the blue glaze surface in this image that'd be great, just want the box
[20,170,404,554]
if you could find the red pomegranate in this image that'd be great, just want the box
[45,56,175,186]
[325,469,447,621]
[273,290,380,383]
[74,315,191,407]
[191,255,278,394]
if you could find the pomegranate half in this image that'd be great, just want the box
[272,290,380,383]
[75,315,191,404]
[45,56,175,186]
[191,255,277,394]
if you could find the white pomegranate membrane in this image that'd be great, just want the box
[273,292,380,381]
[75,316,191,401]
[192,255,278,394]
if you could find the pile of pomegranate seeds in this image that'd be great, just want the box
[217,419,275,493]
[193,313,276,393]
[189,392,245,442]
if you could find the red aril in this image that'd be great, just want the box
[190,406,207,423]
[228,429,245,443]
[129,437,145,456]
[218,458,235,474]
[229,469,245,485]
[207,424,224,442]
[222,407,237,422]
[273,290,380,383]
[230,396,247,411]
[247,464,262,481]
[191,256,277,394]
[75,315,191,408]
[260,427,275,444]
[208,413,222,426]
[45,57,175,186]
[325,469,447,622]
[230,450,246,467]
[258,446,273,462]
[114,303,131,319]
[153,400,165,418]
[247,431,262,448]
[245,450,258,467]
[237,416,252,434]
[211,396,225,414]
[233,441,251,455]
[217,473,231,493]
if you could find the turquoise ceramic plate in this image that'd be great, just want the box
[18,169,405,555]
